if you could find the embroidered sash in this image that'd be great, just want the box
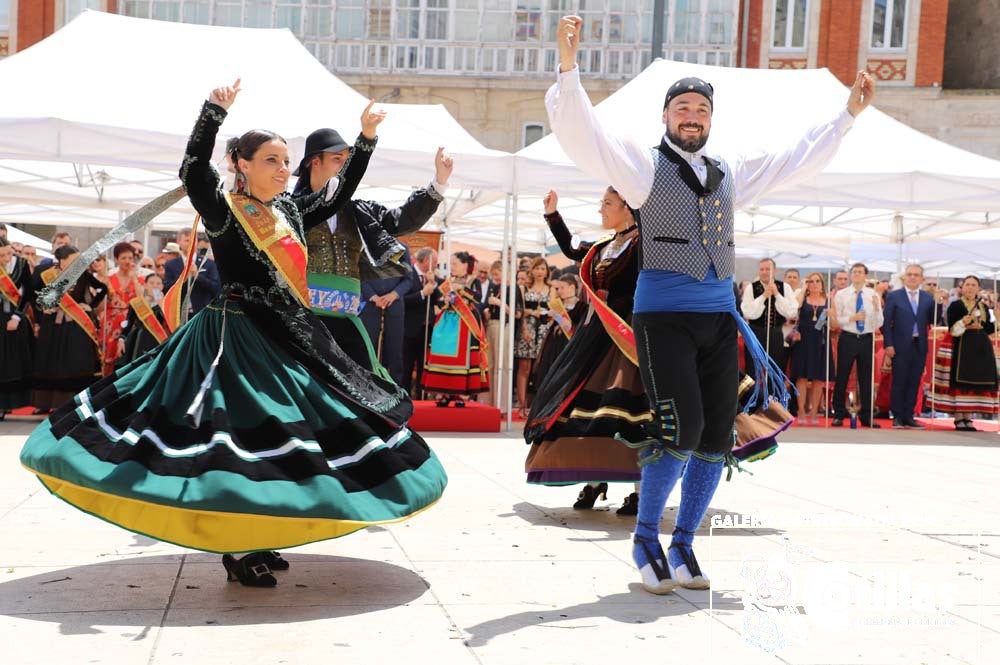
[224,192,309,306]
[548,295,574,340]
[442,280,489,375]
[40,267,101,351]
[307,272,362,316]
[161,215,201,332]
[579,238,638,366]
[0,265,21,308]
[129,297,169,344]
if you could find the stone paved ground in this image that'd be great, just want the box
[1,420,997,665]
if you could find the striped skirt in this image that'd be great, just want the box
[20,298,447,553]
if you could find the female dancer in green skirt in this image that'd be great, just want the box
[21,80,447,587]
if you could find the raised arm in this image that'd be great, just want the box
[546,16,654,209]
[298,100,384,229]
[733,71,875,209]
[179,101,229,226]
[179,79,243,228]
[542,190,591,261]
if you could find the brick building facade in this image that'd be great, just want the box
[0,1,997,157]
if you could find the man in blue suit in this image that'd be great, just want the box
[883,264,936,428]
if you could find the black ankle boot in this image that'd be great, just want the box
[616,492,639,516]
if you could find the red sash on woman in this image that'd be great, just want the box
[0,265,22,308]
[578,237,638,366]
[224,192,309,306]
[40,267,101,351]
[161,215,201,333]
[129,296,169,344]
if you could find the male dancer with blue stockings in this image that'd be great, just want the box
[546,15,875,594]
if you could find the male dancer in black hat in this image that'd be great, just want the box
[547,15,875,594]
[292,127,452,375]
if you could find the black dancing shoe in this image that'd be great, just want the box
[222,553,277,587]
[616,492,639,516]
[453,399,466,408]
[572,482,608,510]
[260,551,289,571]
[831,417,844,427]
[435,396,451,408]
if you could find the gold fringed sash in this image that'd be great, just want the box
[40,267,101,352]
[129,296,169,344]
[579,238,638,366]
[549,295,574,340]
[224,192,309,306]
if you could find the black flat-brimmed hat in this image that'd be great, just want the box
[293,128,350,176]
[664,77,714,110]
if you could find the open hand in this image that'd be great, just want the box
[6,319,18,332]
[434,147,454,185]
[210,78,241,111]
[361,99,387,140]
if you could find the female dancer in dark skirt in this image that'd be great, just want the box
[525,189,791,517]
[21,81,447,587]
[30,244,106,412]
[0,238,35,415]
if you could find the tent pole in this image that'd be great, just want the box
[506,192,520,432]
[930,272,941,425]
[893,213,904,276]
[496,194,512,419]
[825,268,832,428]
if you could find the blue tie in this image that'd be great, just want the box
[910,291,919,335]
[855,290,864,333]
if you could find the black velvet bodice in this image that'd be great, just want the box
[179,102,374,301]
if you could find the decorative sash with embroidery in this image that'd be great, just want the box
[224,192,309,306]
[0,265,22,309]
[129,296,169,344]
[161,215,201,332]
[40,267,101,352]
[548,296,574,340]
[308,272,362,316]
[442,280,489,376]
[579,237,638,366]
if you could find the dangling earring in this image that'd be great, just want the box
[234,172,246,194]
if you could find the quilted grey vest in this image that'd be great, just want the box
[636,147,735,280]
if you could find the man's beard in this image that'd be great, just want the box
[667,125,709,153]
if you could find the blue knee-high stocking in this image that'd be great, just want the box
[668,452,725,571]
[632,448,689,569]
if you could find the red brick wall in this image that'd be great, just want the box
[16,0,56,52]
[743,0,764,68]
[915,0,948,86]
[817,0,863,85]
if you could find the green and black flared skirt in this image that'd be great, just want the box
[20,297,447,553]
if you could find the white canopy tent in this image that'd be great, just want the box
[0,11,511,217]
[494,59,1000,259]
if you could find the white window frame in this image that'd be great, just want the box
[870,0,908,51]
[772,0,808,50]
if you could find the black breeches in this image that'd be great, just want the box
[633,311,738,456]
